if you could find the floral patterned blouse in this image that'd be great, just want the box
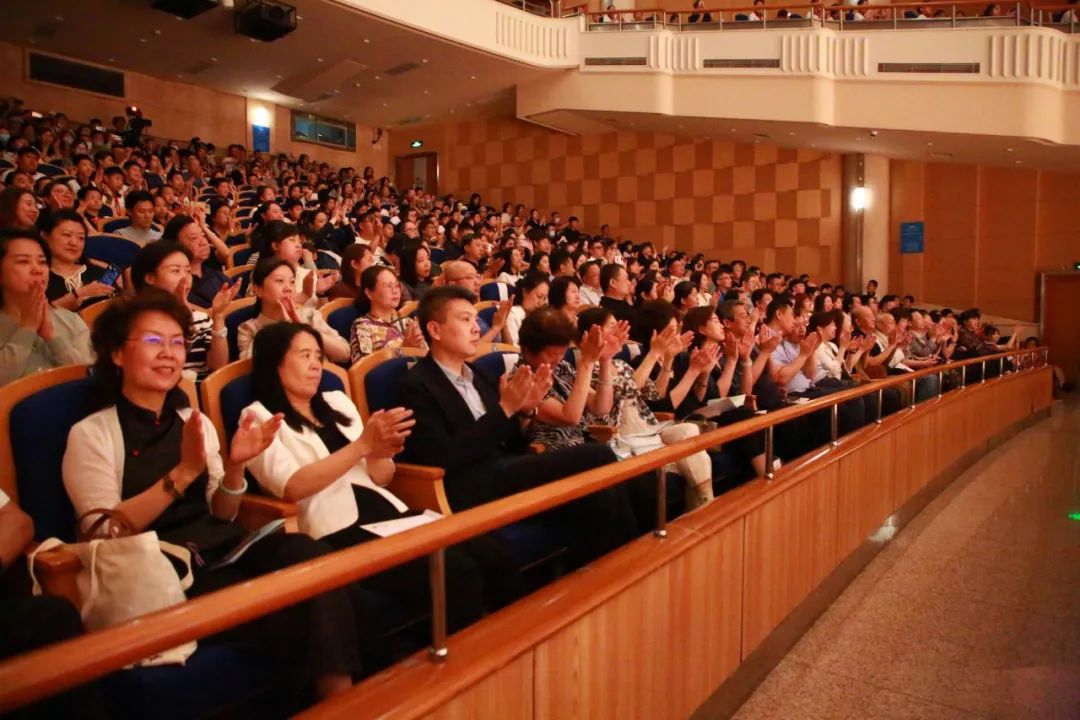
[586,358,661,428]
[349,314,406,364]
[518,358,589,451]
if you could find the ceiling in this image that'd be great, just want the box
[529,109,1080,173]
[0,0,551,128]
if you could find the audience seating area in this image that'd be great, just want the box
[0,91,1064,720]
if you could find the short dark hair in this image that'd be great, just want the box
[125,190,154,212]
[161,214,196,243]
[716,299,744,322]
[632,300,679,345]
[548,275,580,310]
[131,241,192,291]
[251,322,350,432]
[91,289,193,405]
[765,297,792,323]
[518,306,578,355]
[417,285,476,343]
[576,306,613,337]
[252,256,294,287]
[751,288,772,306]
[599,263,624,293]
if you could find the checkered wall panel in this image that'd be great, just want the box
[441,119,843,281]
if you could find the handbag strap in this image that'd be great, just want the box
[157,542,195,591]
[77,507,136,541]
[26,538,65,596]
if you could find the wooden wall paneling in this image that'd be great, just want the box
[836,434,896,560]
[740,465,839,657]
[890,410,935,511]
[533,521,744,720]
[420,651,534,720]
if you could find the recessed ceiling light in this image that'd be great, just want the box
[789,131,795,136]
[449,109,455,114]
[1006,147,1014,152]
[810,143,816,148]
[249,37,257,42]
[139,38,148,43]
[470,75,477,80]
[108,57,116,63]
[423,89,430,94]
[54,15,64,21]
[422,58,430,64]
[153,29,162,35]
[424,113,432,118]
[275,74,284,79]
[354,82,361,87]
[1015,160,1022,164]
[363,38,370,43]
[373,74,382,80]
[381,102,388,107]
[316,57,324,63]
[296,15,303,20]
[927,142,933,146]
[466,102,473,107]
[210,57,218,62]
[729,128,736,132]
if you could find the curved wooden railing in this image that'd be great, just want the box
[0,346,1050,712]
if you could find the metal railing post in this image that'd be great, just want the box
[764,425,775,479]
[910,377,917,408]
[654,467,668,538]
[875,388,884,423]
[428,549,448,662]
[980,359,987,383]
[960,364,967,388]
[830,403,839,446]
[937,370,944,398]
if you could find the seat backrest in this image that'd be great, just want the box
[223,297,259,361]
[429,247,447,264]
[472,350,522,384]
[327,304,360,342]
[0,367,96,542]
[86,234,142,270]
[480,281,511,302]
[101,218,131,234]
[78,297,115,332]
[476,302,499,328]
[614,341,644,365]
[232,246,256,267]
[348,347,427,420]
[37,163,65,177]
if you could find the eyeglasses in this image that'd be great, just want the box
[126,333,189,352]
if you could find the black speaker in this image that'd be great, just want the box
[151,0,218,19]
[235,0,297,42]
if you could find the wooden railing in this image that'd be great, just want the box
[0,347,1051,713]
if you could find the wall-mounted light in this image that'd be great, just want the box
[251,106,271,127]
[410,140,423,149]
[850,186,869,211]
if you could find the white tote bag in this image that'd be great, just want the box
[29,508,198,667]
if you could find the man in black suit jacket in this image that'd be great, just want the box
[399,286,637,566]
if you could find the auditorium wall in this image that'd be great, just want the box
[392,117,843,282]
[889,160,1079,323]
[0,42,388,175]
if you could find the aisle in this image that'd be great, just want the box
[732,400,1080,720]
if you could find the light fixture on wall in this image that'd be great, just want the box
[850,186,870,211]
[410,140,423,149]
[251,105,271,127]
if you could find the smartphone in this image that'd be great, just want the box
[99,264,122,287]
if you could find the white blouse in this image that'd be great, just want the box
[243,391,407,540]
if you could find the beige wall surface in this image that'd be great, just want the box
[889,160,1080,322]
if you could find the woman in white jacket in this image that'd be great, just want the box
[241,322,487,654]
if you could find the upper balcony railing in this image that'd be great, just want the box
[571,1,1079,33]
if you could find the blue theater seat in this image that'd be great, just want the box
[86,234,142,270]
[327,304,360,346]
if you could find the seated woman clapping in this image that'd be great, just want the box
[349,265,425,363]
[574,307,716,510]
[242,322,484,645]
[0,231,93,386]
[237,257,350,362]
[62,291,361,701]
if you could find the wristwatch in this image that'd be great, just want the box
[162,473,185,501]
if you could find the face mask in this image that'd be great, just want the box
[548,230,556,238]
[0,133,9,145]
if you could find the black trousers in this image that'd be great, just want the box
[446,444,638,567]
[0,594,106,720]
[189,532,360,699]
[710,406,767,467]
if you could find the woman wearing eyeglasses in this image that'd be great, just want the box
[0,231,93,386]
[62,291,362,702]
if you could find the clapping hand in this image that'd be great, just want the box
[689,343,720,375]
[800,332,821,356]
[230,410,284,464]
[210,279,242,318]
[758,325,781,354]
[359,408,416,459]
[599,320,631,361]
[178,410,208,482]
[279,295,302,323]
[650,324,692,360]
[519,363,553,413]
[499,365,536,416]
[578,325,605,365]
[403,318,425,348]
[490,299,512,331]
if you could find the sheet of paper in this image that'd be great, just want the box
[360,509,444,538]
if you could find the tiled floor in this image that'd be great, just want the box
[733,400,1080,720]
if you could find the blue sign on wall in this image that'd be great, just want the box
[252,125,270,153]
[900,221,925,254]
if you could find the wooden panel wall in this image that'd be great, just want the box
[424,652,534,720]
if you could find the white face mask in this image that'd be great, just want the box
[547,230,556,238]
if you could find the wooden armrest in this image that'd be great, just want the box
[654,411,675,422]
[586,424,617,443]
[237,495,298,531]
[389,463,453,515]
[28,544,81,608]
